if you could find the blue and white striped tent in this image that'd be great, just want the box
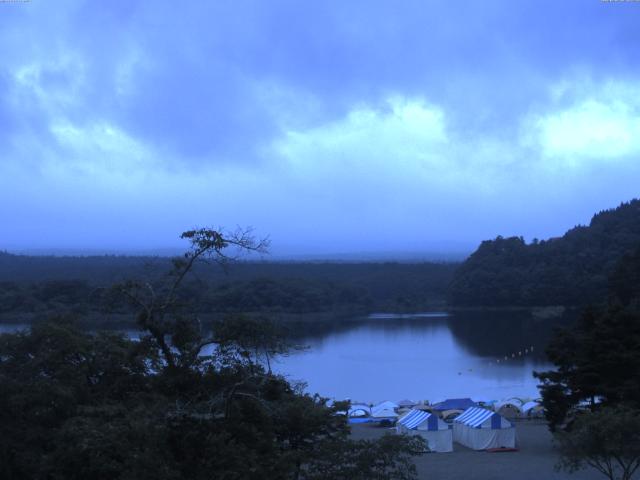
[453,407,516,450]
[397,410,440,430]
[455,407,509,428]
[396,409,453,452]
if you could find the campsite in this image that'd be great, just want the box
[348,398,524,452]
[351,421,604,480]
[345,398,609,479]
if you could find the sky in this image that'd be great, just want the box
[1,0,640,258]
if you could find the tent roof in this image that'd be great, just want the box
[398,410,429,428]
[372,401,398,415]
[397,409,442,430]
[397,399,416,407]
[348,404,371,416]
[433,398,477,411]
[495,401,523,412]
[522,401,542,413]
[371,408,398,418]
[373,400,398,410]
[454,407,501,428]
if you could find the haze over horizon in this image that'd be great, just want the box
[2,1,640,256]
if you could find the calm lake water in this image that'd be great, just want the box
[0,310,566,405]
[273,311,562,404]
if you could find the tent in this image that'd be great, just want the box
[396,409,453,452]
[397,399,417,408]
[371,401,399,424]
[372,400,399,416]
[494,401,522,419]
[371,408,398,419]
[453,407,516,450]
[504,397,525,407]
[348,404,371,416]
[432,398,477,411]
[348,404,371,423]
[521,401,544,418]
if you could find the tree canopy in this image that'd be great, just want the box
[534,244,640,431]
[555,405,640,480]
[449,199,640,307]
[0,228,425,480]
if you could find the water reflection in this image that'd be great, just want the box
[275,311,570,404]
[1,310,572,404]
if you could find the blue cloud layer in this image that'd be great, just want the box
[1,0,640,254]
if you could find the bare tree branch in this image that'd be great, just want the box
[116,227,269,370]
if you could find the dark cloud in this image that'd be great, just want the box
[4,0,640,161]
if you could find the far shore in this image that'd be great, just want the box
[0,304,578,326]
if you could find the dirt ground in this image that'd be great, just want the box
[350,420,606,480]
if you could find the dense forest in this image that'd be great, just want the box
[449,199,640,307]
[0,253,456,326]
[4,198,640,320]
[4,199,640,321]
[0,230,425,480]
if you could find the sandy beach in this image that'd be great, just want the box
[350,420,605,480]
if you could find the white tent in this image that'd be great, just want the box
[453,407,516,450]
[396,409,453,453]
[371,407,398,419]
[348,404,371,418]
[371,401,399,425]
[521,401,544,418]
[372,400,398,416]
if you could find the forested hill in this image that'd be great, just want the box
[448,199,640,307]
[0,253,457,318]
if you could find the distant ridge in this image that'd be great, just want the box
[3,248,468,263]
[449,199,640,307]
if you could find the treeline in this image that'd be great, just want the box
[0,256,457,320]
[449,199,640,307]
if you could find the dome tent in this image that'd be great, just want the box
[396,409,453,453]
[494,401,522,419]
[453,407,516,450]
[347,404,371,424]
[521,401,544,418]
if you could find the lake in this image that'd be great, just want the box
[273,310,562,404]
[0,310,566,405]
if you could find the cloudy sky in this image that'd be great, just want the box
[1,0,640,257]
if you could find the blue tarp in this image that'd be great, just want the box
[348,417,373,424]
[432,398,477,411]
